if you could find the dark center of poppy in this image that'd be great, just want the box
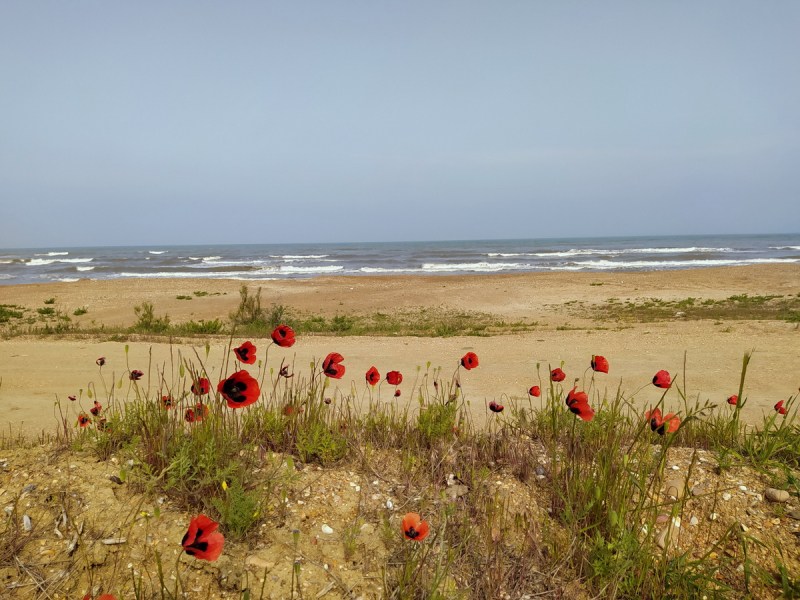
[406,526,420,539]
[238,348,250,360]
[223,378,248,403]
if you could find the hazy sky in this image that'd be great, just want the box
[1,2,798,248]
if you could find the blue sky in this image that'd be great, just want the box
[1,2,798,248]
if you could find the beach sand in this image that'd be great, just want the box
[1,264,798,434]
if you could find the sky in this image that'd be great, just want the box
[1,1,799,248]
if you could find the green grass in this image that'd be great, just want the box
[579,293,800,323]
[5,341,796,599]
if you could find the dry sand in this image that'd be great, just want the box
[1,264,798,434]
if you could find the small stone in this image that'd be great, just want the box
[709,513,719,521]
[656,522,680,550]
[691,487,704,497]
[656,514,669,524]
[245,555,271,570]
[739,485,747,491]
[722,493,732,501]
[765,489,790,503]
[740,524,749,532]
[664,479,686,499]
[321,524,333,535]
[671,465,680,471]
[690,516,699,526]
[787,509,800,520]
[709,552,717,560]
[772,518,781,525]
[300,513,308,522]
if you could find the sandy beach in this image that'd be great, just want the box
[1,264,799,434]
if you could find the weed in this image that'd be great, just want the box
[43,297,56,304]
[73,307,89,316]
[131,301,170,333]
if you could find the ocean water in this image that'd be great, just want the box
[1,234,799,285]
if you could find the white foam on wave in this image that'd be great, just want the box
[0,260,14,264]
[276,265,344,274]
[34,251,69,256]
[360,267,425,274]
[56,278,80,282]
[118,271,257,279]
[0,274,15,280]
[770,246,800,251]
[422,262,529,273]
[269,254,330,260]
[201,256,222,262]
[488,247,740,259]
[27,258,93,266]
[76,266,95,272]
[149,250,167,254]
[558,257,799,270]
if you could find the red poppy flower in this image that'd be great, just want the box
[386,370,403,386]
[775,400,787,415]
[322,353,345,379]
[185,403,209,423]
[489,401,504,413]
[279,364,293,378]
[591,355,609,374]
[324,397,332,405]
[394,389,401,397]
[565,387,595,422]
[96,357,105,367]
[78,413,90,427]
[460,352,479,370]
[130,370,143,381]
[97,419,111,433]
[68,395,77,402]
[645,407,680,434]
[218,370,261,408]
[182,514,224,561]
[283,404,294,416]
[162,395,173,409]
[191,378,210,395]
[402,513,429,541]
[551,368,566,382]
[652,370,671,389]
[233,341,256,364]
[98,596,118,600]
[528,386,541,397]
[727,395,738,406]
[90,401,102,417]
[366,366,380,386]
[271,325,296,348]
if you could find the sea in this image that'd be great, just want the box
[1,234,799,286]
